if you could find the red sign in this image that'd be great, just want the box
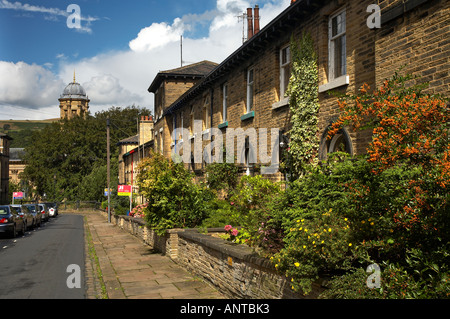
[117,185,132,196]
[13,192,24,199]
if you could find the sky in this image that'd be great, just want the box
[0,0,291,120]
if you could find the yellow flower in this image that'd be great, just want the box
[294,262,300,267]
[344,218,348,221]
[312,241,315,244]
[321,240,324,244]
[304,228,308,232]
[361,220,366,224]
[299,227,302,231]
[328,228,332,232]
[349,243,352,247]
[370,222,374,226]
[303,245,306,249]
[275,264,278,268]
[296,219,300,223]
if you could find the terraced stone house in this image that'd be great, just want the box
[145,0,448,181]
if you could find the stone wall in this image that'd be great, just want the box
[101,212,326,299]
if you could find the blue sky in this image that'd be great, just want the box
[0,0,290,120]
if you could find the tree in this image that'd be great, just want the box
[22,106,151,201]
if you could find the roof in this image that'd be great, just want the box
[117,135,138,146]
[0,132,12,140]
[60,81,89,101]
[148,60,218,93]
[162,0,327,116]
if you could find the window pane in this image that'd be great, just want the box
[334,36,342,77]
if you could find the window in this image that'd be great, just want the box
[329,9,346,80]
[180,111,184,140]
[189,105,194,135]
[280,45,291,98]
[203,96,210,131]
[172,114,177,144]
[246,68,254,113]
[319,127,352,160]
[222,83,228,122]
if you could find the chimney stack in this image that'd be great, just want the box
[247,7,253,40]
[254,5,260,35]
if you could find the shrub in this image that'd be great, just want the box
[229,175,283,250]
[272,72,450,298]
[136,151,214,234]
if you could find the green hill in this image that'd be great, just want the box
[0,119,58,148]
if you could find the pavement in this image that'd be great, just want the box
[73,210,224,299]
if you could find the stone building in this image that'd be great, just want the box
[145,0,448,181]
[9,148,26,185]
[117,116,154,204]
[0,133,12,204]
[59,73,90,120]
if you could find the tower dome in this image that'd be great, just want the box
[59,71,90,120]
[60,72,88,100]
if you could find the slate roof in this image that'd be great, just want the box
[148,60,218,93]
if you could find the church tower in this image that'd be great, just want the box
[59,72,90,120]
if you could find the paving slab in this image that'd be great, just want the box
[74,210,224,299]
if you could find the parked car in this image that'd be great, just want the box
[24,203,42,228]
[0,205,26,238]
[44,202,58,217]
[37,203,50,222]
[11,204,34,231]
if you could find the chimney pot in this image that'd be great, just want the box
[247,8,253,40]
[254,5,260,35]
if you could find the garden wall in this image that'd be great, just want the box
[101,212,326,299]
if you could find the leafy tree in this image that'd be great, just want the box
[22,106,151,201]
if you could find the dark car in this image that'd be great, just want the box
[37,203,50,222]
[24,203,42,227]
[44,202,58,218]
[11,204,34,231]
[0,205,26,238]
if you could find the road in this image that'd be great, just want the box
[0,214,85,299]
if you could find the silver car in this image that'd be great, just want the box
[37,203,50,222]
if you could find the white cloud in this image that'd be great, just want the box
[0,0,291,120]
[129,18,185,52]
[0,61,65,108]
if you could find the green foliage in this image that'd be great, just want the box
[229,175,283,249]
[200,198,240,229]
[205,161,239,197]
[137,151,214,234]
[284,32,319,178]
[270,72,449,298]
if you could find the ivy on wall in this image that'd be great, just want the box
[285,32,319,178]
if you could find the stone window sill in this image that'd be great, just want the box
[318,75,349,93]
[272,97,289,110]
[240,111,255,121]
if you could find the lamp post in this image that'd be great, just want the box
[107,118,111,223]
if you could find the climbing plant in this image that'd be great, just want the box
[285,32,319,178]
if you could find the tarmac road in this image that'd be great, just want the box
[0,214,85,299]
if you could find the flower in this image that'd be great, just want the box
[231,228,239,236]
[348,243,352,247]
[294,262,300,267]
[224,225,232,231]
